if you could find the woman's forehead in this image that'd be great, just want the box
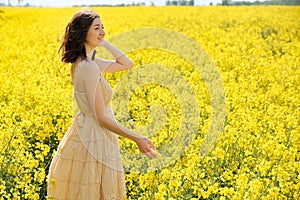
[92,17,102,25]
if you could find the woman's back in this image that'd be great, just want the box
[72,59,113,117]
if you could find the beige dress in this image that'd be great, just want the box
[47,58,126,200]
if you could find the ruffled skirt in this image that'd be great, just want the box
[47,122,126,200]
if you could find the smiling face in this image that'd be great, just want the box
[60,10,101,63]
[85,17,105,53]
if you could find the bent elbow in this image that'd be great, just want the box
[98,120,105,127]
[97,115,107,127]
[126,61,134,69]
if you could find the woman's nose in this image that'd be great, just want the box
[100,29,105,36]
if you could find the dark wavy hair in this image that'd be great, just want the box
[59,10,100,63]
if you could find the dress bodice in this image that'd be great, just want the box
[72,59,113,117]
[74,76,113,116]
[70,59,122,171]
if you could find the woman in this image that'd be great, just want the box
[47,10,157,199]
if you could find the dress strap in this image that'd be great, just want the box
[90,51,103,81]
[91,50,96,61]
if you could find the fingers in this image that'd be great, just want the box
[147,139,156,150]
[142,137,156,150]
[144,144,157,158]
[144,150,157,158]
[137,137,157,158]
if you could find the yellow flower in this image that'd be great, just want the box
[1,5,299,199]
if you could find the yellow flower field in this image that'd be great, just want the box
[0,6,299,199]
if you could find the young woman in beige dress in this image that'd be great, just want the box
[47,10,157,200]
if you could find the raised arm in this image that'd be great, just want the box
[94,40,134,73]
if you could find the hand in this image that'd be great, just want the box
[135,137,157,158]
